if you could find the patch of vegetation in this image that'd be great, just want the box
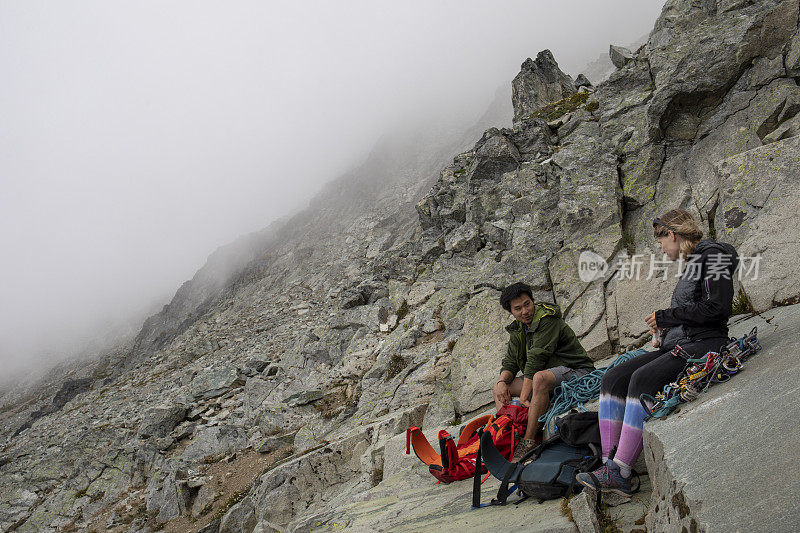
[213,489,249,521]
[202,453,226,465]
[597,502,623,533]
[453,168,466,177]
[446,413,462,427]
[313,387,349,419]
[75,488,88,498]
[396,300,409,321]
[732,288,755,316]
[528,92,590,121]
[386,354,408,380]
[585,100,600,113]
[560,495,575,522]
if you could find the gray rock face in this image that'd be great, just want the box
[446,289,511,415]
[647,0,798,141]
[512,49,576,123]
[284,389,324,407]
[643,303,800,532]
[715,136,800,311]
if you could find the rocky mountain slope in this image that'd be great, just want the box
[3,0,800,531]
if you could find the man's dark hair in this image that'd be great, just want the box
[500,282,534,311]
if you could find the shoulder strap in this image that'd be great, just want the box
[457,414,492,447]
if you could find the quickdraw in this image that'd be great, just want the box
[642,327,761,420]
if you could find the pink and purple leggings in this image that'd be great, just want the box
[598,337,726,467]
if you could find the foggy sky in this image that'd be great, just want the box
[0,0,665,381]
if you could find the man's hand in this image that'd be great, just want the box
[645,312,658,330]
[493,380,511,406]
[519,377,533,408]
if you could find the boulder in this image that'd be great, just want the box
[447,289,510,415]
[191,366,245,400]
[444,222,481,255]
[646,0,798,140]
[471,129,521,181]
[507,117,553,156]
[182,425,247,463]
[220,497,257,533]
[609,45,634,69]
[574,73,593,89]
[284,389,324,407]
[569,490,600,533]
[256,432,296,454]
[138,405,187,439]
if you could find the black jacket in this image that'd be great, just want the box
[656,239,739,348]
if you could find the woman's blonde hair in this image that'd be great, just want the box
[653,208,704,259]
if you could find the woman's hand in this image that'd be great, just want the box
[645,312,658,330]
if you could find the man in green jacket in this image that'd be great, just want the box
[493,282,595,460]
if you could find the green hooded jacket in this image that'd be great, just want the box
[501,302,594,379]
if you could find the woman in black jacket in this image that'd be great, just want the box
[576,208,738,495]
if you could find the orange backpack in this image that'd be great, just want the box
[406,404,528,483]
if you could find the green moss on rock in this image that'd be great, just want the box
[528,92,591,121]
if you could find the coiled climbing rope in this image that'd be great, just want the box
[538,347,649,433]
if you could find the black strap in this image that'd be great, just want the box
[439,435,449,469]
[587,472,603,510]
[630,468,642,493]
[471,429,483,508]
[493,462,516,505]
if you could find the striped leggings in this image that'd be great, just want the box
[598,337,727,468]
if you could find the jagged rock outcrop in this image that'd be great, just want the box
[2,0,800,531]
[511,49,576,123]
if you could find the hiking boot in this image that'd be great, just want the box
[512,438,537,462]
[575,460,633,496]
